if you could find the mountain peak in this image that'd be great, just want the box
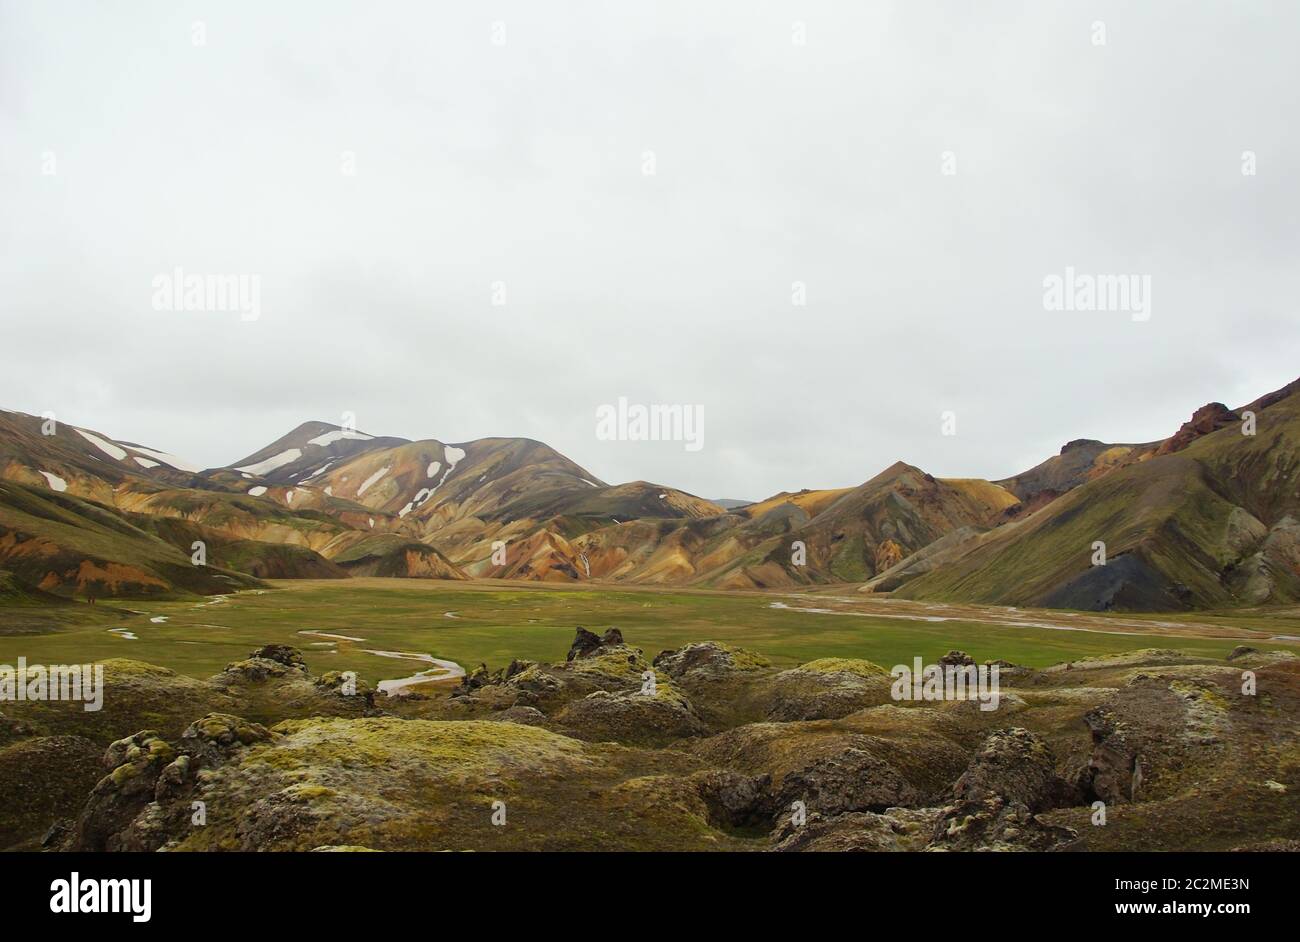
[226,422,409,483]
[1060,438,1104,454]
[864,460,925,487]
[1153,401,1239,457]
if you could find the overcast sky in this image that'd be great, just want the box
[2,1,1297,499]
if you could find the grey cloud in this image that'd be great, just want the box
[1,0,1296,500]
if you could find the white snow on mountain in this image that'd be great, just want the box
[357,466,390,496]
[126,444,200,473]
[247,485,268,497]
[236,449,302,476]
[39,471,67,491]
[134,456,160,469]
[75,428,127,460]
[307,429,374,447]
[398,486,436,517]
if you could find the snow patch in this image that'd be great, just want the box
[39,471,67,492]
[324,486,333,496]
[357,466,390,496]
[75,429,127,460]
[581,479,599,488]
[444,445,466,467]
[426,461,441,478]
[133,456,160,469]
[247,486,268,497]
[286,490,296,504]
[126,445,200,473]
[399,486,436,518]
[236,449,302,476]
[368,518,375,528]
[308,429,374,447]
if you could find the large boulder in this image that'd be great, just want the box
[688,769,773,829]
[765,659,895,722]
[652,642,770,682]
[776,748,919,816]
[70,730,178,851]
[930,795,1081,851]
[211,646,374,723]
[555,684,706,746]
[217,645,309,683]
[68,713,276,852]
[771,807,940,852]
[567,627,624,661]
[952,727,1072,812]
[940,650,976,668]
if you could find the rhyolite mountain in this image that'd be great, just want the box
[895,379,1300,610]
[226,421,409,483]
[2,375,1298,611]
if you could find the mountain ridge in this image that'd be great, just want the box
[3,374,1297,610]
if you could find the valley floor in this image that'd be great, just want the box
[4,579,1299,690]
[3,579,1299,853]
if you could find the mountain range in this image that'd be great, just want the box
[2,376,1298,612]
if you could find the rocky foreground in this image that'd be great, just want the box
[2,631,1297,852]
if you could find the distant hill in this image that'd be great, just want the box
[712,498,754,510]
[898,378,1300,610]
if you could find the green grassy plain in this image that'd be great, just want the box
[3,578,1298,690]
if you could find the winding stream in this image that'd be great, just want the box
[362,649,465,694]
[293,630,464,695]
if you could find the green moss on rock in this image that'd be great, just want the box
[797,658,890,678]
